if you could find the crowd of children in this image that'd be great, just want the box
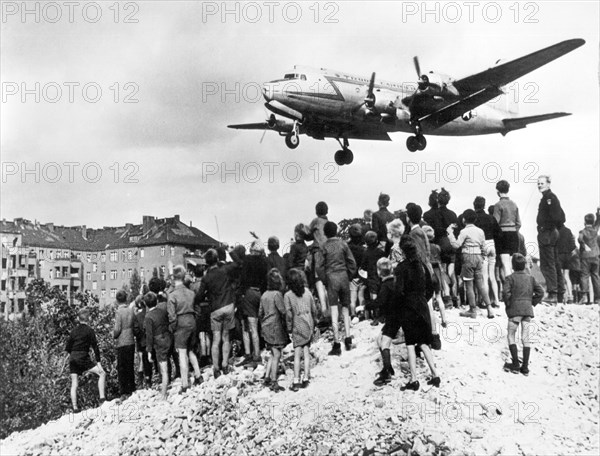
[66,184,600,409]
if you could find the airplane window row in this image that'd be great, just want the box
[284,73,307,80]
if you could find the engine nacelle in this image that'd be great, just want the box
[370,88,399,115]
[419,72,460,98]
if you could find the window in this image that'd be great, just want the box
[76,252,82,260]
[92,281,97,290]
[49,270,53,279]
[110,251,117,262]
[121,251,125,261]
[128,269,132,278]
[101,253,106,262]
[160,265,166,276]
[140,248,144,258]
[101,271,106,281]
[101,289,106,298]
[110,270,117,280]
[55,269,61,278]
[86,272,91,281]
[128,250,132,260]
[160,247,165,257]
[87,254,91,262]
[122,269,125,279]
[92,263,97,272]
[140,267,144,278]
[170,246,175,257]
[49,251,54,259]
[110,288,117,298]
[39,249,44,258]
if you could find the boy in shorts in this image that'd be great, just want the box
[502,254,544,375]
[448,210,494,319]
[66,308,106,412]
[144,291,172,399]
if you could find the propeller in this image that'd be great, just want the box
[413,56,429,91]
[364,72,376,109]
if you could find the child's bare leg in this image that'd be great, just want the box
[293,347,301,382]
[303,345,310,380]
[420,344,438,378]
[188,350,201,378]
[88,364,106,400]
[406,345,418,382]
[271,348,281,381]
[70,374,79,409]
[178,349,189,388]
[342,306,351,338]
[436,293,448,326]
[330,305,340,342]
[159,361,169,399]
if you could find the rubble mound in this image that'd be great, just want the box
[2,303,599,456]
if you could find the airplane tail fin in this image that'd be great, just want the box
[502,112,571,134]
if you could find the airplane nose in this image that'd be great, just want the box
[262,84,272,102]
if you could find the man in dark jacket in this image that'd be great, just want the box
[536,175,566,303]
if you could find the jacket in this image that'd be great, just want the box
[315,237,357,282]
[503,271,544,318]
[113,304,135,348]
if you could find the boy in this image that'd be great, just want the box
[373,258,398,386]
[447,209,494,318]
[315,221,357,354]
[578,213,600,304]
[144,292,172,399]
[502,253,544,375]
[113,290,136,399]
[66,308,106,412]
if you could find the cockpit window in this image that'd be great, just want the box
[283,73,307,80]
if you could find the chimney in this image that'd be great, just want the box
[174,214,180,223]
[190,220,193,227]
[81,225,87,239]
[142,216,155,233]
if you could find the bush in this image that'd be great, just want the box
[0,282,119,439]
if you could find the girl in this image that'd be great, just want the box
[285,269,318,392]
[396,236,440,391]
[259,269,289,392]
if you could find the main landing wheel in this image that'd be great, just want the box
[285,133,299,149]
[334,149,354,166]
[406,135,427,152]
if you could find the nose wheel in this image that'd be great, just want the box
[406,134,427,152]
[334,138,354,166]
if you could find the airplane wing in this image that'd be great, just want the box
[415,39,585,132]
[502,112,571,133]
[228,122,270,130]
[453,39,584,93]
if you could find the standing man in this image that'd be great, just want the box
[536,175,566,304]
[113,290,136,400]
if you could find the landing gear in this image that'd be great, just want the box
[406,134,427,152]
[334,138,354,166]
[285,133,299,149]
[334,149,354,166]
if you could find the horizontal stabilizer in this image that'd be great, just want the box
[228,122,270,130]
[502,112,571,133]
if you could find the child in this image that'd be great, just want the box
[113,290,136,399]
[361,230,386,324]
[578,213,600,304]
[144,291,172,399]
[447,210,494,319]
[285,269,318,391]
[66,308,106,412]
[423,225,448,329]
[374,258,398,386]
[259,269,290,392]
[502,254,544,376]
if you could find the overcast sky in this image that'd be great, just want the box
[1,1,598,255]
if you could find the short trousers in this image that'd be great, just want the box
[239,288,261,318]
[497,231,519,255]
[211,303,235,332]
[174,314,197,349]
[153,332,172,362]
[382,315,402,339]
[69,351,96,375]
[484,240,496,264]
[461,253,484,281]
[508,315,532,324]
[326,272,351,308]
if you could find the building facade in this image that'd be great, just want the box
[0,215,219,312]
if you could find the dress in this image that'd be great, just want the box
[284,288,317,347]
[259,290,290,347]
[395,259,433,346]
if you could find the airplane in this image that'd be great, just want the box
[228,39,585,166]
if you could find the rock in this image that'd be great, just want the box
[226,387,239,402]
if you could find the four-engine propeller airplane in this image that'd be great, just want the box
[228,39,585,166]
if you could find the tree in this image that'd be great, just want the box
[337,217,363,241]
[152,267,159,279]
[128,268,141,303]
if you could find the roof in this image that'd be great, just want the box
[1,216,220,252]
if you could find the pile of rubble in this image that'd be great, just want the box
[2,303,598,456]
